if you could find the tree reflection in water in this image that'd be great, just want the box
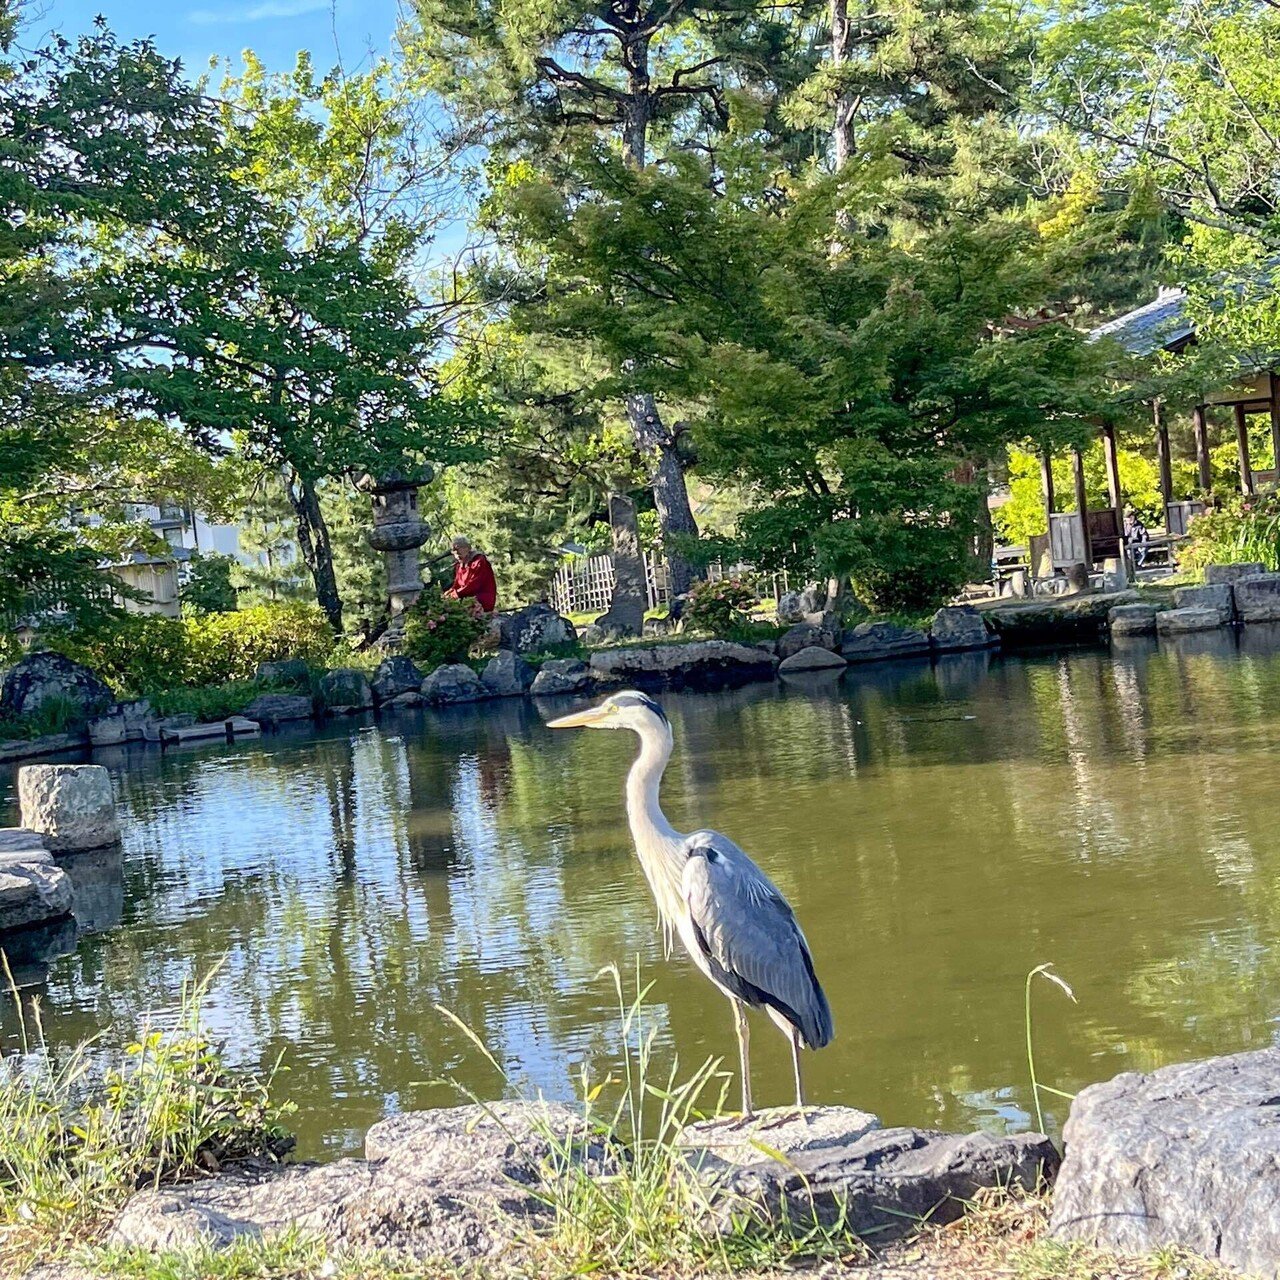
[5,640,1280,1156]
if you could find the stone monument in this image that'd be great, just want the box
[360,469,433,647]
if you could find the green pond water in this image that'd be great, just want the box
[4,631,1280,1160]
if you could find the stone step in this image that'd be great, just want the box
[160,717,262,745]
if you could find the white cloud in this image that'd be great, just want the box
[188,0,330,25]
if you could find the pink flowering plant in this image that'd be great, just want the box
[402,594,487,668]
[683,577,757,637]
[1183,492,1280,573]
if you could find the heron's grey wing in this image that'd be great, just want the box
[681,835,833,1049]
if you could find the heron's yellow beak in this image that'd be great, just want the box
[546,705,609,729]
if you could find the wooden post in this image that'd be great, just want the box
[1040,450,1055,522]
[1235,402,1254,495]
[1193,404,1212,492]
[1153,401,1173,512]
[1270,372,1280,477]
[1101,419,1124,512]
[1071,446,1092,565]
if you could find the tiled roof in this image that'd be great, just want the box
[1088,287,1194,355]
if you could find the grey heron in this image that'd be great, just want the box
[548,690,833,1116]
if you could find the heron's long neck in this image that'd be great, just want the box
[625,724,686,935]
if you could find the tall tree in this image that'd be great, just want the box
[414,0,802,591]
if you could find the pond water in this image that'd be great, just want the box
[5,630,1280,1159]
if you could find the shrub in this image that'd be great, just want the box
[401,594,487,668]
[0,972,293,1265]
[182,604,332,685]
[1182,493,1280,574]
[683,578,756,637]
[848,522,971,613]
[40,603,332,695]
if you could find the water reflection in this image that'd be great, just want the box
[3,640,1280,1156]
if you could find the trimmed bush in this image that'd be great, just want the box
[1182,493,1280,574]
[683,578,756,637]
[42,603,332,695]
[402,595,487,669]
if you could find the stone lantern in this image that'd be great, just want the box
[359,468,433,646]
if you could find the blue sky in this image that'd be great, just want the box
[35,0,404,78]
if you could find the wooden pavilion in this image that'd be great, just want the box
[1040,286,1280,570]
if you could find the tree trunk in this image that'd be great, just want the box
[285,471,344,634]
[620,31,699,594]
[627,393,699,595]
[831,0,856,170]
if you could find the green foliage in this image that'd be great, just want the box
[1182,493,1280,574]
[0,972,293,1266]
[43,604,332,695]
[144,682,278,723]
[401,594,488,669]
[683,578,756,637]
[0,695,92,743]
[181,554,239,616]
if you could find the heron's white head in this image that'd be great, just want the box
[546,690,670,736]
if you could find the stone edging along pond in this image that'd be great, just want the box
[8,568,1280,768]
[0,602,1000,766]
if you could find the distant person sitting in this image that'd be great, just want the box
[444,536,497,613]
[1124,507,1149,568]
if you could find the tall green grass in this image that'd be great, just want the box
[0,965,294,1268]
[437,961,862,1277]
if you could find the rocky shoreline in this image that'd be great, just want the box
[20,1044,1279,1278]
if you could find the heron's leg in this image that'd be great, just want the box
[789,1027,808,1120]
[732,999,753,1118]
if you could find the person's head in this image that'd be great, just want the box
[451,536,472,563]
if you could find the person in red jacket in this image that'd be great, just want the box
[444,536,498,613]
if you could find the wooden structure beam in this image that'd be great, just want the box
[1040,450,1055,524]
[1270,371,1280,476]
[1072,447,1091,564]
[1193,404,1212,492]
[1101,420,1124,511]
[1235,402,1255,495]
[1153,401,1173,510]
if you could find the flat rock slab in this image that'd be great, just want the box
[679,1105,881,1175]
[0,828,48,855]
[841,622,930,663]
[0,858,73,931]
[1233,572,1280,622]
[241,694,314,726]
[109,1101,608,1265]
[1205,562,1265,585]
[779,645,848,673]
[1050,1046,1280,1277]
[1156,606,1224,635]
[929,606,997,652]
[1109,603,1159,636]
[1172,582,1234,623]
[588,641,777,687]
[720,1126,1059,1240]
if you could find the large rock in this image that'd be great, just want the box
[797,584,825,615]
[420,663,487,704]
[929,605,995,652]
[778,646,847,674]
[241,694,314,727]
[1204,562,1265,586]
[18,764,119,852]
[498,605,578,655]
[481,651,536,697]
[777,622,839,660]
[0,652,112,721]
[775,591,805,625]
[1172,582,1234,623]
[980,591,1139,646]
[109,1102,607,1264]
[0,855,73,932]
[1156,606,1223,635]
[588,640,777,688]
[370,656,424,704]
[255,658,311,688]
[840,622,930,663]
[530,658,594,696]
[1108,603,1158,636]
[1232,572,1280,622]
[711,1123,1058,1240]
[318,668,373,712]
[1050,1047,1280,1277]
